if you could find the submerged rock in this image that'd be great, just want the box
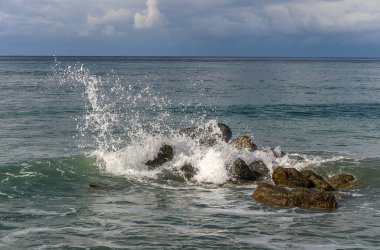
[89,183,100,188]
[231,136,257,151]
[228,158,257,181]
[146,144,174,169]
[301,170,335,191]
[248,161,270,180]
[272,167,312,188]
[252,182,337,209]
[328,174,356,189]
[180,122,232,145]
[180,163,196,180]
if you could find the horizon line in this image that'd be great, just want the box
[1,55,380,59]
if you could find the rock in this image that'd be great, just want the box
[231,136,257,151]
[301,170,334,191]
[272,167,312,188]
[273,146,285,158]
[146,144,174,169]
[180,122,232,145]
[89,183,100,188]
[228,158,257,181]
[252,182,337,209]
[180,164,196,180]
[217,123,232,142]
[328,174,355,189]
[248,161,270,180]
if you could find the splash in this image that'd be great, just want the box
[54,63,345,184]
[55,63,172,152]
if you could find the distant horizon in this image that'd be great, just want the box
[2,55,380,59]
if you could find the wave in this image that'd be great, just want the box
[0,154,379,199]
[5,62,366,188]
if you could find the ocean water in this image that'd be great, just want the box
[0,56,380,249]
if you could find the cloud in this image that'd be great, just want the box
[134,0,164,29]
[84,8,133,36]
[0,0,380,55]
[158,0,380,36]
[1,0,379,36]
[262,0,380,33]
[0,0,162,37]
[87,9,132,27]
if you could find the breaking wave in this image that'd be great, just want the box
[54,63,354,185]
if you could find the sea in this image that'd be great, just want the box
[0,56,379,249]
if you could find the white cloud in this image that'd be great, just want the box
[134,0,164,29]
[87,9,132,27]
[262,0,380,33]
[0,0,159,36]
[171,0,380,36]
[0,0,379,40]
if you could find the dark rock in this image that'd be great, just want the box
[180,164,196,180]
[301,170,334,191]
[180,122,232,145]
[248,161,270,180]
[146,144,174,169]
[272,167,312,188]
[252,182,337,209]
[228,158,257,181]
[217,123,232,142]
[328,174,355,189]
[89,183,100,188]
[231,136,257,151]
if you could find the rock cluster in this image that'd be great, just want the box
[145,123,268,182]
[253,166,356,210]
[139,122,357,210]
[228,159,270,182]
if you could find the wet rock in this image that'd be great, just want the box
[328,174,356,189]
[228,158,257,181]
[89,183,100,188]
[252,182,337,209]
[272,167,312,188]
[217,123,232,142]
[272,146,285,158]
[180,163,196,180]
[231,136,257,151]
[146,144,174,169]
[180,122,232,145]
[301,170,335,191]
[248,161,270,180]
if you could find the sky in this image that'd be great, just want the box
[0,0,380,57]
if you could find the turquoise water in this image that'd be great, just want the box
[0,57,380,249]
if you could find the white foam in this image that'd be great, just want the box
[192,148,230,184]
